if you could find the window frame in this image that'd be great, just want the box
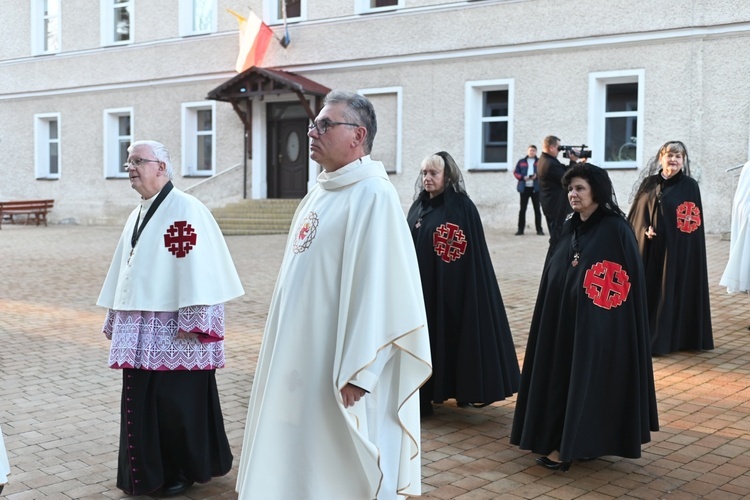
[358,86,403,174]
[178,0,218,37]
[34,112,62,180]
[100,0,133,46]
[181,101,217,177]
[588,69,645,169]
[264,0,307,24]
[31,0,62,55]
[355,0,403,15]
[464,79,515,171]
[103,107,134,179]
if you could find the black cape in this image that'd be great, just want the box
[510,208,658,461]
[406,189,520,406]
[627,171,713,355]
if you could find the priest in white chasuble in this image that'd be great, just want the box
[236,91,431,500]
[721,161,750,294]
[97,140,244,498]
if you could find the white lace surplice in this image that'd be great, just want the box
[103,304,225,370]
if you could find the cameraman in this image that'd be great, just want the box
[537,135,578,244]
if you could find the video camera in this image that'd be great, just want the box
[559,144,592,160]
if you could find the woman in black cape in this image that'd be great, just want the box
[406,151,520,416]
[510,163,658,470]
[627,141,713,355]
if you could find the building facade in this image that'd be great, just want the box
[1,0,749,231]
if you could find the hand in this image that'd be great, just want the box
[645,226,657,238]
[341,383,366,408]
[175,329,198,340]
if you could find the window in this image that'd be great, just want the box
[179,0,217,36]
[356,0,402,14]
[182,102,216,176]
[465,79,514,170]
[34,113,61,180]
[265,0,305,24]
[588,70,645,168]
[358,87,403,174]
[103,108,133,178]
[101,0,132,46]
[31,0,61,55]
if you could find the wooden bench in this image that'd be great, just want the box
[0,200,55,229]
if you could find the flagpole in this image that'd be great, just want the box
[280,1,290,47]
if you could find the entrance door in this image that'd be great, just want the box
[267,102,309,199]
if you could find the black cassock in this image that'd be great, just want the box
[627,171,713,355]
[510,208,658,461]
[406,189,520,407]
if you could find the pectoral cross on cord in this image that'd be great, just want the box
[127,181,173,265]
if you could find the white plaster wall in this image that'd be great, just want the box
[0,78,245,225]
[2,0,750,232]
[297,31,750,233]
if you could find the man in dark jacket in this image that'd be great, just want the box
[513,145,544,236]
[537,135,575,243]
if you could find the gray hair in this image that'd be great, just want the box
[128,140,174,180]
[323,90,377,154]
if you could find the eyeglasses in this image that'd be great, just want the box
[308,120,360,135]
[123,158,161,169]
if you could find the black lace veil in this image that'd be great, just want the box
[628,140,692,204]
[412,151,468,200]
[562,162,626,218]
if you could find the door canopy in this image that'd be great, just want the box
[207,66,330,125]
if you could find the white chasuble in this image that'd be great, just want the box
[0,425,9,485]
[721,161,750,293]
[236,157,431,500]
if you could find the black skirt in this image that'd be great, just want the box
[117,369,233,496]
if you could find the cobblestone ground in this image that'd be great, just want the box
[1,223,749,499]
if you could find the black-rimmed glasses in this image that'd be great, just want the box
[308,120,360,135]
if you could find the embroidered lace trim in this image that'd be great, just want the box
[103,305,226,371]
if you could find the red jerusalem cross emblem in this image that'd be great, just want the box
[676,201,701,233]
[582,260,631,310]
[433,223,468,263]
[293,212,319,254]
[164,221,197,258]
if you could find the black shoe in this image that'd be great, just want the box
[537,230,545,235]
[515,231,524,236]
[535,456,571,472]
[457,401,490,408]
[161,478,195,497]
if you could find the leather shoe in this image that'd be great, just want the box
[535,456,571,472]
[515,231,524,236]
[161,478,194,497]
[537,230,545,235]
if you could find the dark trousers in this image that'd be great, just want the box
[518,187,542,233]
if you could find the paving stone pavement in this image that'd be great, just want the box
[1,222,749,500]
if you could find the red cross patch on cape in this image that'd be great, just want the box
[676,201,701,233]
[293,212,319,254]
[433,222,468,263]
[582,260,631,309]
[164,220,197,258]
